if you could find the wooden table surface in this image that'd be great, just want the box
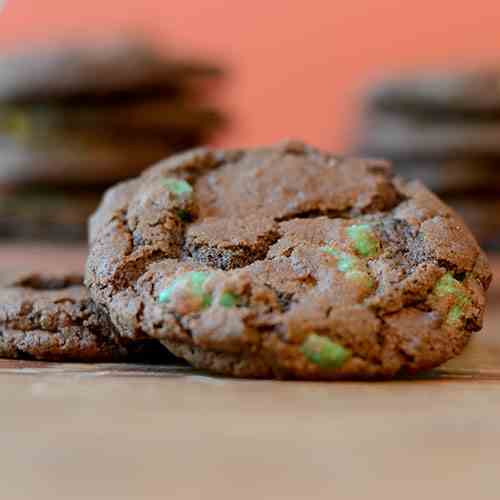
[1,243,499,500]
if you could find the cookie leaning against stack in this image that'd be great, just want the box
[353,69,500,250]
[85,141,491,379]
[0,273,173,362]
[0,38,224,241]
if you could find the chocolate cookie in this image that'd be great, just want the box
[0,132,184,186]
[356,114,500,159]
[0,101,223,139]
[0,273,172,362]
[0,186,102,241]
[85,141,491,379]
[367,68,500,116]
[380,159,500,195]
[0,38,222,102]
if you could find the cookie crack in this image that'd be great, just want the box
[182,229,281,270]
[275,208,354,223]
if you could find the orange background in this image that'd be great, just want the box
[1,0,499,150]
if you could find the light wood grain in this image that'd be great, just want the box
[0,245,498,500]
[1,368,500,500]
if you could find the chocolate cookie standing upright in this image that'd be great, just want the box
[0,38,225,241]
[353,68,500,250]
[0,273,173,362]
[85,141,491,379]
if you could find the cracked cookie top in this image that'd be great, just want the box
[85,141,492,379]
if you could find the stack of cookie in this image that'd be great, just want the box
[0,38,224,241]
[353,69,500,250]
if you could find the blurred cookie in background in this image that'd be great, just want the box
[352,68,500,251]
[0,38,223,101]
[0,185,101,241]
[364,69,500,116]
[379,159,500,195]
[0,37,226,242]
[356,113,500,158]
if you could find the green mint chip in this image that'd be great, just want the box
[163,177,193,196]
[159,271,212,308]
[158,285,176,304]
[446,304,464,325]
[433,273,471,307]
[345,269,374,289]
[336,253,358,273]
[187,271,213,308]
[433,273,472,326]
[433,273,468,302]
[320,246,374,288]
[219,291,240,308]
[346,224,380,258]
[320,247,356,272]
[300,334,352,369]
[320,246,340,257]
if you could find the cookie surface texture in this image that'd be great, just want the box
[86,141,492,379]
